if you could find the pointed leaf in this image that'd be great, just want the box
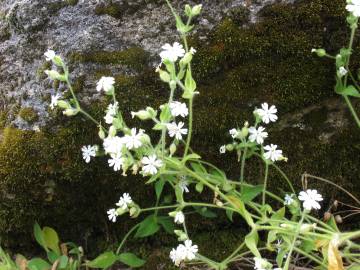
[118,253,145,268]
[135,215,160,238]
[87,251,117,269]
[27,258,51,270]
[43,227,60,255]
[245,229,260,257]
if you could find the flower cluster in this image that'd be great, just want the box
[221,103,286,163]
[170,240,198,266]
[107,193,136,222]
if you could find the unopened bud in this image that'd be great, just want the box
[185,4,192,17]
[240,126,249,138]
[63,108,78,116]
[192,4,202,16]
[115,207,127,216]
[169,80,177,91]
[158,69,171,83]
[109,125,117,137]
[168,211,177,218]
[323,212,332,222]
[140,134,151,145]
[57,100,70,109]
[45,70,66,81]
[311,48,326,57]
[129,205,141,218]
[226,144,234,151]
[146,107,157,118]
[131,110,151,120]
[180,52,193,66]
[52,56,63,67]
[335,215,343,224]
[98,127,106,139]
[170,143,177,156]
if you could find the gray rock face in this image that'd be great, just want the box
[0,0,291,130]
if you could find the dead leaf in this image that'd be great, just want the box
[328,236,344,270]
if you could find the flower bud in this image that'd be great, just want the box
[52,56,64,67]
[192,4,202,16]
[174,230,188,241]
[158,69,171,83]
[169,80,177,91]
[98,127,106,139]
[115,207,127,216]
[168,211,177,218]
[300,223,317,233]
[63,108,78,116]
[45,70,66,81]
[129,205,141,218]
[240,126,249,138]
[323,212,331,222]
[180,52,193,66]
[140,134,151,145]
[57,100,70,109]
[335,215,343,224]
[170,143,177,156]
[146,107,157,118]
[225,144,234,151]
[311,48,326,57]
[185,4,192,17]
[109,125,117,137]
[131,110,152,120]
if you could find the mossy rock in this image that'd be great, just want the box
[18,107,39,123]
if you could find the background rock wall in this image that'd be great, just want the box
[0,0,359,267]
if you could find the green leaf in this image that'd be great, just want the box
[182,153,201,164]
[245,229,261,257]
[34,223,47,251]
[145,173,160,184]
[336,85,360,97]
[193,206,217,218]
[195,182,204,193]
[269,207,285,226]
[152,123,164,130]
[87,251,117,269]
[185,70,196,90]
[46,251,59,264]
[190,162,207,174]
[157,216,175,234]
[155,178,165,200]
[326,216,340,232]
[58,255,69,269]
[118,253,145,268]
[240,185,263,203]
[43,227,60,255]
[160,104,171,123]
[135,215,160,238]
[226,209,234,222]
[227,196,254,227]
[348,265,360,270]
[27,258,51,270]
[175,185,184,204]
[300,238,316,253]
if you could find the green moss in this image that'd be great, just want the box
[18,107,38,123]
[36,62,52,80]
[66,0,78,6]
[94,3,123,19]
[69,47,149,71]
[0,112,7,128]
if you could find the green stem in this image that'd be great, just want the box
[221,243,245,264]
[183,98,193,157]
[343,95,360,128]
[240,147,247,183]
[116,224,140,254]
[262,162,269,205]
[283,211,306,270]
[140,204,179,213]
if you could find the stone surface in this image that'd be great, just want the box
[0,0,291,130]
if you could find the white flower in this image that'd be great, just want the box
[170,101,188,117]
[141,155,163,175]
[179,178,190,193]
[97,76,115,92]
[229,128,239,138]
[249,126,268,144]
[44,49,56,61]
[284,194,294,205]
[346,0,360,17]
[124,128,143,150]
[108,153,123,172]
[219,145,226,154]
[174,211,185,224]
[160,42,185,62]
[263,144,283,162]
[298,189,323,211]
[107,102,119,115]
[107,208,117,222]
[50,93,61,110]
[190,47,197,55]
[254,257,269,270]
[170,246,186,266]
[104,112,114,124]
[103,136,125,155]
[338,66,348,77]
[256,103,278,124]
[116,193,133,210]
[167,122,188,140]
[81,145,97,163]
[183,240,198,260]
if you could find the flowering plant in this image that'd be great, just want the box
[40,1,360,269]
